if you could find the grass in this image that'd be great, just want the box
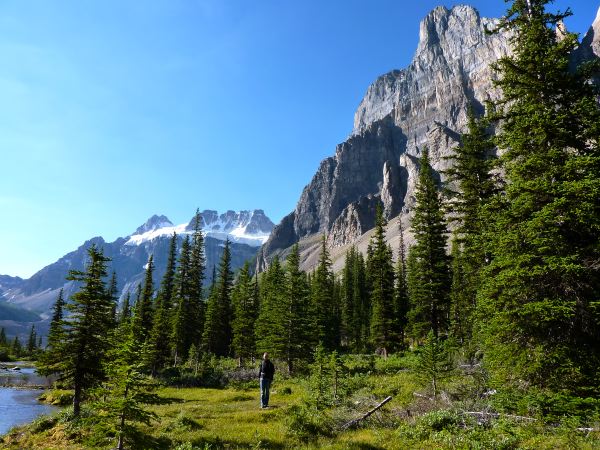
[3,355,600,449]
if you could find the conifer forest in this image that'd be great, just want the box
[2,0,600,448]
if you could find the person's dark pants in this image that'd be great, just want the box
[260,377,271,408]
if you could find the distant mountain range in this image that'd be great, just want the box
[0,209,274,340]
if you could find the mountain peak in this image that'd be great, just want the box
[133,215,173,236]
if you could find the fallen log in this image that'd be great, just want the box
[341,396,393,430]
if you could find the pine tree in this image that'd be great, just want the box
[132,255,155,345]
[172,236,192,365]
[0,328,7,347]
[255,257,285,356]
[231,261,258,366]
[416,330,454,400]
[38,289,66,376]
[407,148,451,340]
[444,108,497,342]
[147,232,178,373]
[479,0,600,394]
[352,251,369,351]
[367,206,396,356]
[393,221,410,348]
[60,245,114,416]
[119,293,132,325]
[201,239,233,356]
[93,319,163,450]
[279,244,312,372]
[27,324,37,355]
[189,210,206,345]
[107,271,119,323]
[310,235,338,351]
[340,246,356,350]
[11,336,22,357]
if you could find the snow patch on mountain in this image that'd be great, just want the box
[125,210,274,247]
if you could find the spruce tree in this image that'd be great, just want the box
[11,336,22,358]
[0,327,7,347]
[231,261,258,366]
[279,244,312,372]
[255,256,285,356]
[38,289,66,376]
[444,108,497,342]
[172,236,192,364]
[479,0,600,394]
[147,232,178,373]
[201,239,233,356]
[132,255,155,345]
[310,235,338,351]
[352,250,369,351]
[367,206,396,356]
[107,271,119,323]
[27,324,37,355]
[407,148,451,340]
[119,292,132,325]
[340,246,356,351]
[188,210,206,345]
[61,245,114,416]
[393,221,410,348]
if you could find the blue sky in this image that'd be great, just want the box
[1,0,598,278]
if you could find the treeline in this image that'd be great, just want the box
[0,325,42,361]
[35,0,600,436]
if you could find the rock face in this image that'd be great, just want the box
[260,4,600,272]
[260,5,510,268]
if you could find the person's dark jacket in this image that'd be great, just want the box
[258,359,275,380]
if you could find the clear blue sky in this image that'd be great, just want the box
[1,0,597,278]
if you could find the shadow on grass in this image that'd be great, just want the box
[189,436,286,449]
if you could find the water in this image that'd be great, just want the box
[0,363,59,435]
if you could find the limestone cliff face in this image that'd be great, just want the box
[260,4,600,270]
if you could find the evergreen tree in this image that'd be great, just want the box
[479,0,600,394]
[119,292,132,325]
[107,271,119,323]
[132,255,155,345]
[38,289,66,376]
[147,232,178,373]
[0,328,7,347]
[444,108,497,342]
[231,261,258,366]
[416,330,454,400]
[189,210,206,345]
[310,235,338,351]
[367,206,396,356]
[172,236,192,365]
[255,257,285,356]
[59,245,114,416]
[352,251,369,351]
[280,245,312,372]
[27,324,37,355]
[393,221,410,348]
[340,246,356,350]
[407,148,451,340]
[93,319,163,450]
[201,239,233,356]
[11,336,22,357]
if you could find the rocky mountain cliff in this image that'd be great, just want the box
[260,4,600,271]
[0,210,273,339]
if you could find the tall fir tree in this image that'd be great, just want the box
[479,0,600,394]
[119,292,132,325]
[26,324,37,355]
[255,257,285,356]
[393,221,409,348]
[147,232,178,373]
[407,148,451,340]
[61,245,114,416]
[132,255,155,345]
[188,210,206,347]
[107,271,119,323]
[366,206,396,355]
[279,244,312,372]
[201,239,233,356]
[0,327,7,347]
[231,261,258,366]
[444,108,497,342]
[172,236,192,364]
[310,235,339,351]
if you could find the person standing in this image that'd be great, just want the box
[258,352,275,408]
